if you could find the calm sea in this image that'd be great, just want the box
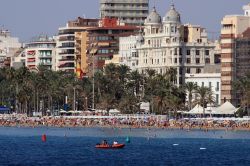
[0,127,250,166]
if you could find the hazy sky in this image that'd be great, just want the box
[0,0,249,42]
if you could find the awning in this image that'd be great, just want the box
[0,106,10,112]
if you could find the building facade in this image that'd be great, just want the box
[185,73,221,106]
[56,18,99,72]
[120,5,216,86]
[100,0,149,26]
[0,29,21,68]
[119,35,141,71]
[220,3,250,105]
[74,18,138,77]
[25,36,56,71]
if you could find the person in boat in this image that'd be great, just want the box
[113,141,118,145]
[101,140,108,145]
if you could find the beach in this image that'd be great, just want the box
[1,114,250,131]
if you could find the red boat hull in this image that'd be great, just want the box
[95,144,125,149]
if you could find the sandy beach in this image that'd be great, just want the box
[0,114,250,131]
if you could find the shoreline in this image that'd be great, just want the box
[1,115,250,132]
[0,124,250,132]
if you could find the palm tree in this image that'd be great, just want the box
[234,75,250,115]
[166,67,177,83]
[195,86,211,117]
[185,82,198,111]
[145,68,156,78]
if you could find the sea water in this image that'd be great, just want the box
[0,127,250,166]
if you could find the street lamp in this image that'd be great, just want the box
[89,43,98,111]
[73,87,76,111]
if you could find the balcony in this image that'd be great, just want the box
[40,62,52,66]
[59,51,75,55]
[100,0,149,4]
[59,58,75,62]
[101,6,148,11]
[101,12,147,17]
[39,54,52,58]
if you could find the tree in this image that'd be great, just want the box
[185,82,198,111]
[195,86,212,117]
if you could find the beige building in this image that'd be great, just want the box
[104,54,121,66]
[220,3,250,105]
[56,18,99,73]
[184,24,208,43]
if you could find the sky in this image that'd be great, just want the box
[0,0,249,42]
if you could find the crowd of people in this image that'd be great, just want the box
[0,114,250,131]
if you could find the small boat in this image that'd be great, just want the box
[95,144,125,149]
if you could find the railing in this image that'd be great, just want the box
[101,6,148,11]
[100,0,149,4]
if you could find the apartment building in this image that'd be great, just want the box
[0,29,21,68]
[56,18,99,72]
[100,0,149,25]
[25,36,56,71]
[220,3,250,105]
[75,17,138,77]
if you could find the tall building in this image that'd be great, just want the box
[220,3,250,105]
[120,4,216,86]
[56,18,99,72]
[100,0,149,26]
[25,36,56,71]
[0,29,21,68]
[75,17,138,77]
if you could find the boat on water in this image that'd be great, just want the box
[95,143,125,149]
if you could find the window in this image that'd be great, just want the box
[205,58,210,64]
[216,82,219,91]
[209,82,212,88]
[202,82,204,87]
[186,58,191,64]
[196,58,200,64]
[205,50,210,56]
[152,59,153,64]
[179,67,183,75]
[148,40,151,45]
[171,26,174,32]
[196,50,200,55]
[187,50,190,55]
[174,58,177,64]
[196,68,201,73]
[186,68,190,73]
[216,94,219,105]
[174,48,177,55]
[179,48,182,55]
[179,58,182,64]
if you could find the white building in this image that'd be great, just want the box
[119,4,216,86]
[11,48,26,69]
[119,34,144,71]
[0,29,21,67]
[24,36,56,71]
[185,73,221,105]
